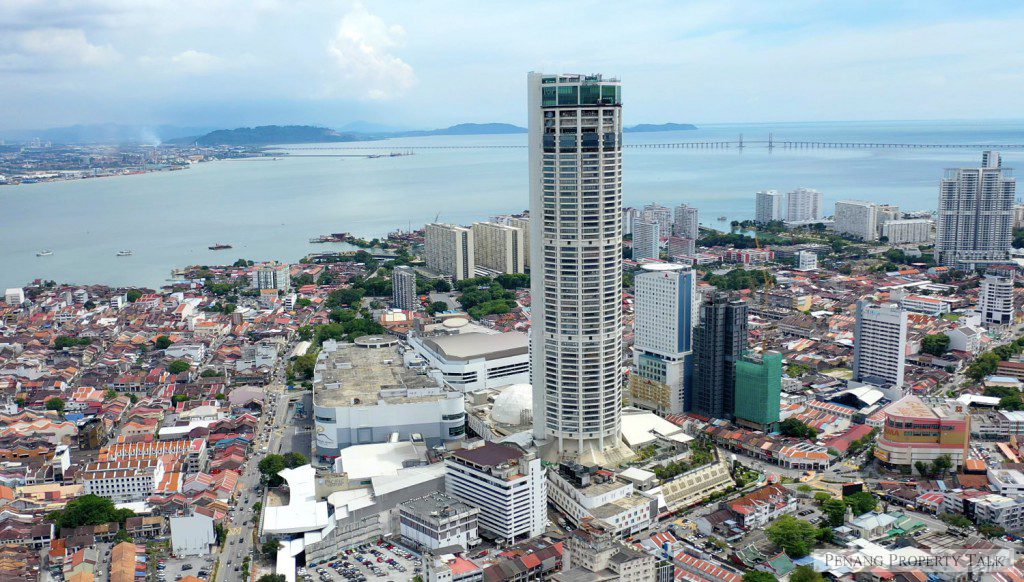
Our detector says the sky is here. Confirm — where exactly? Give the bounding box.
[2,0,1023,131]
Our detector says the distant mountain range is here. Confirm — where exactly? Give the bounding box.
[1,120,698,146]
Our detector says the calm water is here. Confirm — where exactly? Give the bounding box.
[2,120,1022,289]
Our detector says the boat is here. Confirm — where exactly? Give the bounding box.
[717,216,728,221]
[36,250,53,257]
[116,250,133,257]
[209,243,233,250]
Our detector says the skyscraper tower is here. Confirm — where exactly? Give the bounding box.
[631,264,695,415]
[936,151,1016,268]
[528,72,630,465]
[392,265,417,310]
[691,292,748,418]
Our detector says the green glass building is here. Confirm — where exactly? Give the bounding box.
[733,351,783,430]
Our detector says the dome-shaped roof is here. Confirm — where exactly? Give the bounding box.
[443,317,469,329]
[491,383,533,425]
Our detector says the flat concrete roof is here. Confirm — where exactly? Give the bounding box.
[314,342,445,407]
[421,331,528,362]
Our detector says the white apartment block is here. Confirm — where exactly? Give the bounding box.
[875,204,901,226]
[494,215,531,268]
[834,200,878,241]
[622,207,638,236]
[881,219,933,244]
[632,220,660,262]
[755,189,785,223]
[641,203,673,237]
[426,223,475,281]
[472,221,525,275]
[980,275,1015,326]
[666,236,696,259]
[796,250,818,271]
[673,204,699,239]
[398,491,480,551]
[392,266,418,311]
[786,188,823,223]
[82,459,165,503]
[444,442,546,543]
[899,294,951,317]
[852,301,908,390]
[936,151,1016,267]
[547,463,656,538]
[251,262,291,292]
[633,264,694,415]
[5,288,25,306]
[529,72,629,466]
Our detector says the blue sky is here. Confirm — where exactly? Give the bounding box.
[2,0,1022,130]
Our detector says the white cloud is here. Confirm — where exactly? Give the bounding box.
[0,27,120,71]
[170,49,224,74]
[325,2,415,99]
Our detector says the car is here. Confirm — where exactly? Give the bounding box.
[182,564,193,571]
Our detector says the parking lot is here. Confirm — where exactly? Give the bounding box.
[156,555,217,582]
[300,540,422,582]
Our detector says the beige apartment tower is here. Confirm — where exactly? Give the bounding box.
[425,223,475,281]
[472,221,525,275]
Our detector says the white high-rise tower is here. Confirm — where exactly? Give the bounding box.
[936,151,1016,268]
[528,72,630,465]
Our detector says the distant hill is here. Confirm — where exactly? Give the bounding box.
[169,125,368,146]
[390,123,526,137]
[625,123,698,133]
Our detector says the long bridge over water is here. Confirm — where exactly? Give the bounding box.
[276,135,1024,153]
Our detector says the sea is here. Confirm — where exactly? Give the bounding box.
[2,119,1022,289]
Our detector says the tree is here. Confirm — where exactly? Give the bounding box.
[126,289,142,303]
[257,576,287,582]
[105,389,119,400]
[283,452,308,468]
[779,418,819,440]
[821,498,847,527]
[921,334,950,357]
[258,454,306,486]
[743,572,778,582]
[939,513,972,529]
[426,301,449,315]
[327,288,365,308]
[261,539,283,559]
[155,335,173,350]
[168,360,191,374]
[201,369,223,378]
[45,398,65,414]
[47,494,135,531]
[54,336,90,349]
[765,515,820,558]
[113,529,134,543]
[433,279,451,293]
[933,454,952,474]
[790,566,824,582]
[171,394,191,404]
[288,352,317,381]
[844,491,878,515]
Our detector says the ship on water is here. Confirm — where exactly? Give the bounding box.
[36,249,53,257]
[116,250,133,257]
[209,243,233,250]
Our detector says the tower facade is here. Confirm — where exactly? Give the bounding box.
[392,266,417,310]
[691,292,748,418]
[673,204,700,239]
[631,264,695,415]
[755,190,785,223]
[631,220,660,262]
[936,151,1016,268]
[425,223,475,281]
[852,301,908,392]
[528,72,628,465]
